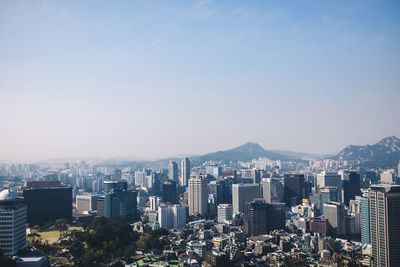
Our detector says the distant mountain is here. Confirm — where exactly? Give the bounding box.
[190,142,294,165]
[269,150,324,160]
[332,136,400,168]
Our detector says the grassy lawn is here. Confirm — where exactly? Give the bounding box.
[32,226,83,244]
[39,230,60,244]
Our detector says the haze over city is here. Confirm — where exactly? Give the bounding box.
[1,0,399,162]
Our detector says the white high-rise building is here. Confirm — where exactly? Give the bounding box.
[317,171,342,202]
[217,204,233,223]
[180,158,191,187]
[158,204,186,230]
[232,184,259,214]
[0,189,27,256]
[188,175,208,216]
[134,170,147,188]
[168,161,179,183]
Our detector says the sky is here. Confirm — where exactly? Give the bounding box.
[0,0,400,162]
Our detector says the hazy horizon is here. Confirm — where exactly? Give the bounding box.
[1,1,399,162]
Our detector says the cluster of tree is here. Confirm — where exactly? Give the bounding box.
[28,217,139,266]
[79,217,139,266]
[136,228,169,252]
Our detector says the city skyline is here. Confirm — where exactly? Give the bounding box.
[1,0,400,161]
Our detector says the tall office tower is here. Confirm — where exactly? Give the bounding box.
[345,214,358,235]
[168,161,179,183]
[158,204,186,230]
[104,181,137,220]
[23,181,72,225]
[261,178,284,203]
[149,196,162,211]
[283,174,305,207]
[317,172,342,203]
[217,204,233,223]
[266,202,286,232]
[343,171,361,205]
[0,189,27,256]
[369,184,400,267]
[162,179,177,204]
[323,202,345,236]
[76,195,98,214]
[360,195,370,245]
[244,199,268,236]
[96,196,105,217]
[208,180,226,205]
[146,174,155,189]
[320,187,338,213]
[188,175,208,216]
[150,172,164,195]
[180,158,191,187]
[134,170,147,188]
[241,169,261,184]
[208,193,217,218]
[232,184,260,214]
[380,170,396,185]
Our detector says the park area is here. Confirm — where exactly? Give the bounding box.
[29,226,83,244]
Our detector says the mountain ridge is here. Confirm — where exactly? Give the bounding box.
[332,136,400,168]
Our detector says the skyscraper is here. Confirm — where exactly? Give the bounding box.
[369,184,400,267]
[23,181,72,225]
[134,170,147,188]
[104,181,137,220]
[158,204,186,230]
[261,178,284,203]
[284,174,304,207]
[232,183,259,214]
[162,179,177,204]
[317,172,342,203]
[180,158,191,187]
[0,189,27,256]
[217,204,233,223]
[244,199,268,236]
[266,202,286,232]
[320,187,338,213]
[168,160,179,183]
[323,201,345,236]
[343,171,361,205]
[360,195,370,245]
[188,175,208,216]
[244,199,286,236]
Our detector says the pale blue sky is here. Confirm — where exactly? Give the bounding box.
[0,0,399,161]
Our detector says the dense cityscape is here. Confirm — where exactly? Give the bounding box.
[1,137,400,267]
[1,1,399,267]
